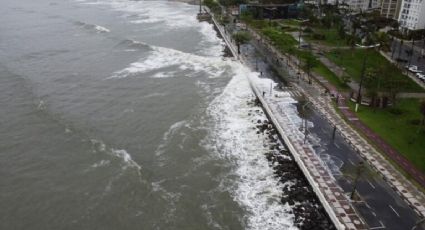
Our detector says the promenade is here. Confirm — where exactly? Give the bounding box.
[209,11,368,230]
[245,26,425,221]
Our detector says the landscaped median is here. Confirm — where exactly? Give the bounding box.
[326,49,425,93]
[247,21,350,91]
[347,98,425,174]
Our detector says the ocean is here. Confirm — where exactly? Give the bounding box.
[0,0,301,229]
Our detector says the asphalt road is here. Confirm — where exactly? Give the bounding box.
[390,39,425,72]
[239,40,425,230]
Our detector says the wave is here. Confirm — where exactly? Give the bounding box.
[108,43,228,79]
[114,39,151,50]
[155,120,188,157]
[90,139,142,171]
[75,0,224,56]
[74,21,110,33]
[203,64,297,230]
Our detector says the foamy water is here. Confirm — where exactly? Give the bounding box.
[203,64,298,230]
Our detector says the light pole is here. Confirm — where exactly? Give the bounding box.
[355,44,380,112]
[301,101,312,144]
[350,161,364,200]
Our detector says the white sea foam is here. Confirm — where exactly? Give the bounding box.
[90,139,141,171]
[94,25,110,33]
[109,44,228,79]
[111,149,141,170]
[155,120,187,157]
[91,159,110,168]
[204,63,297,230]
[151,71,177,79]
[76,0,223,56]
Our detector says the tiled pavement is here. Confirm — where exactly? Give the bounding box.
[210,16,369,229]
[212,12,425,228]
[244,27,425,219]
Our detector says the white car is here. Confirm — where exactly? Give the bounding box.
[408,65,423,73]
[416,73,425,81]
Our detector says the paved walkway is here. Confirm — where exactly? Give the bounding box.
[210,13,369,230]
[245,27,425,219]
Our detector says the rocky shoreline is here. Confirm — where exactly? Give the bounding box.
[248,99,336,230]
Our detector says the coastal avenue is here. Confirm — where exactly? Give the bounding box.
[217,17,425,229]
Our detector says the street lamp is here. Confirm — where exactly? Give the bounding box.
[354,43,380,112]
[301,101,312,144]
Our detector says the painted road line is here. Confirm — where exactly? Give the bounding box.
[348,159,355,166]
[367,180,376,189]
[334,142,341,149]
[372,211,377,217]
[389,205,400,217]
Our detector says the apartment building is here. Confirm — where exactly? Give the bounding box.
[380,0,402,19]
[398,0,425,30]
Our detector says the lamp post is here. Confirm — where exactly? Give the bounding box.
[301,101,312,144]
[355,43,380,112]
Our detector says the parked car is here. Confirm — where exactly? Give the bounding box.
[416,73,425,82]
[407,65,423,73]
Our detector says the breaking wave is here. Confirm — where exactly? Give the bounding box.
[74,21,111,33]
[203,64,297,230]
[108,43,228,79]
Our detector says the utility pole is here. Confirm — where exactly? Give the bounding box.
[302,102,311,144]
[356,56,367,112]
[199,0,202,14]
[350,161,364,200]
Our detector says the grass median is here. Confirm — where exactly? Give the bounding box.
[348,99,425,173]
[326,49,424,93]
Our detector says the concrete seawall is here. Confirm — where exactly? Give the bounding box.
[207,11,351,230]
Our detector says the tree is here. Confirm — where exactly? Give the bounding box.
[364,67,380,108]
[375,32,390,52]
[232,31,251,54]
[303,54,317,84]
[346,33,357,56]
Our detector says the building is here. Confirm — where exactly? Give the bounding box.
[340,0,381,11]
[398,0,425,30]
[240,3,300,19]
[380,0,402,19]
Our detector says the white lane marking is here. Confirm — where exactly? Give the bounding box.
[348,159,355,166]
[370,220,386,230]
[372,211,377,217]
[389,205,400,217]
[367,179,376,189]
[334,143,341,149]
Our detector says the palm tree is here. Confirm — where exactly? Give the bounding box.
[375,32,390,52]
[232,31,251,54]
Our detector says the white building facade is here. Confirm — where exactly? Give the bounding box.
[398,0,425,30]
[338,0,380,11]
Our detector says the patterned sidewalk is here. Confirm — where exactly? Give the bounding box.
[259,89,368,230]
[210,16,369,229]
[245,27,425,219]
